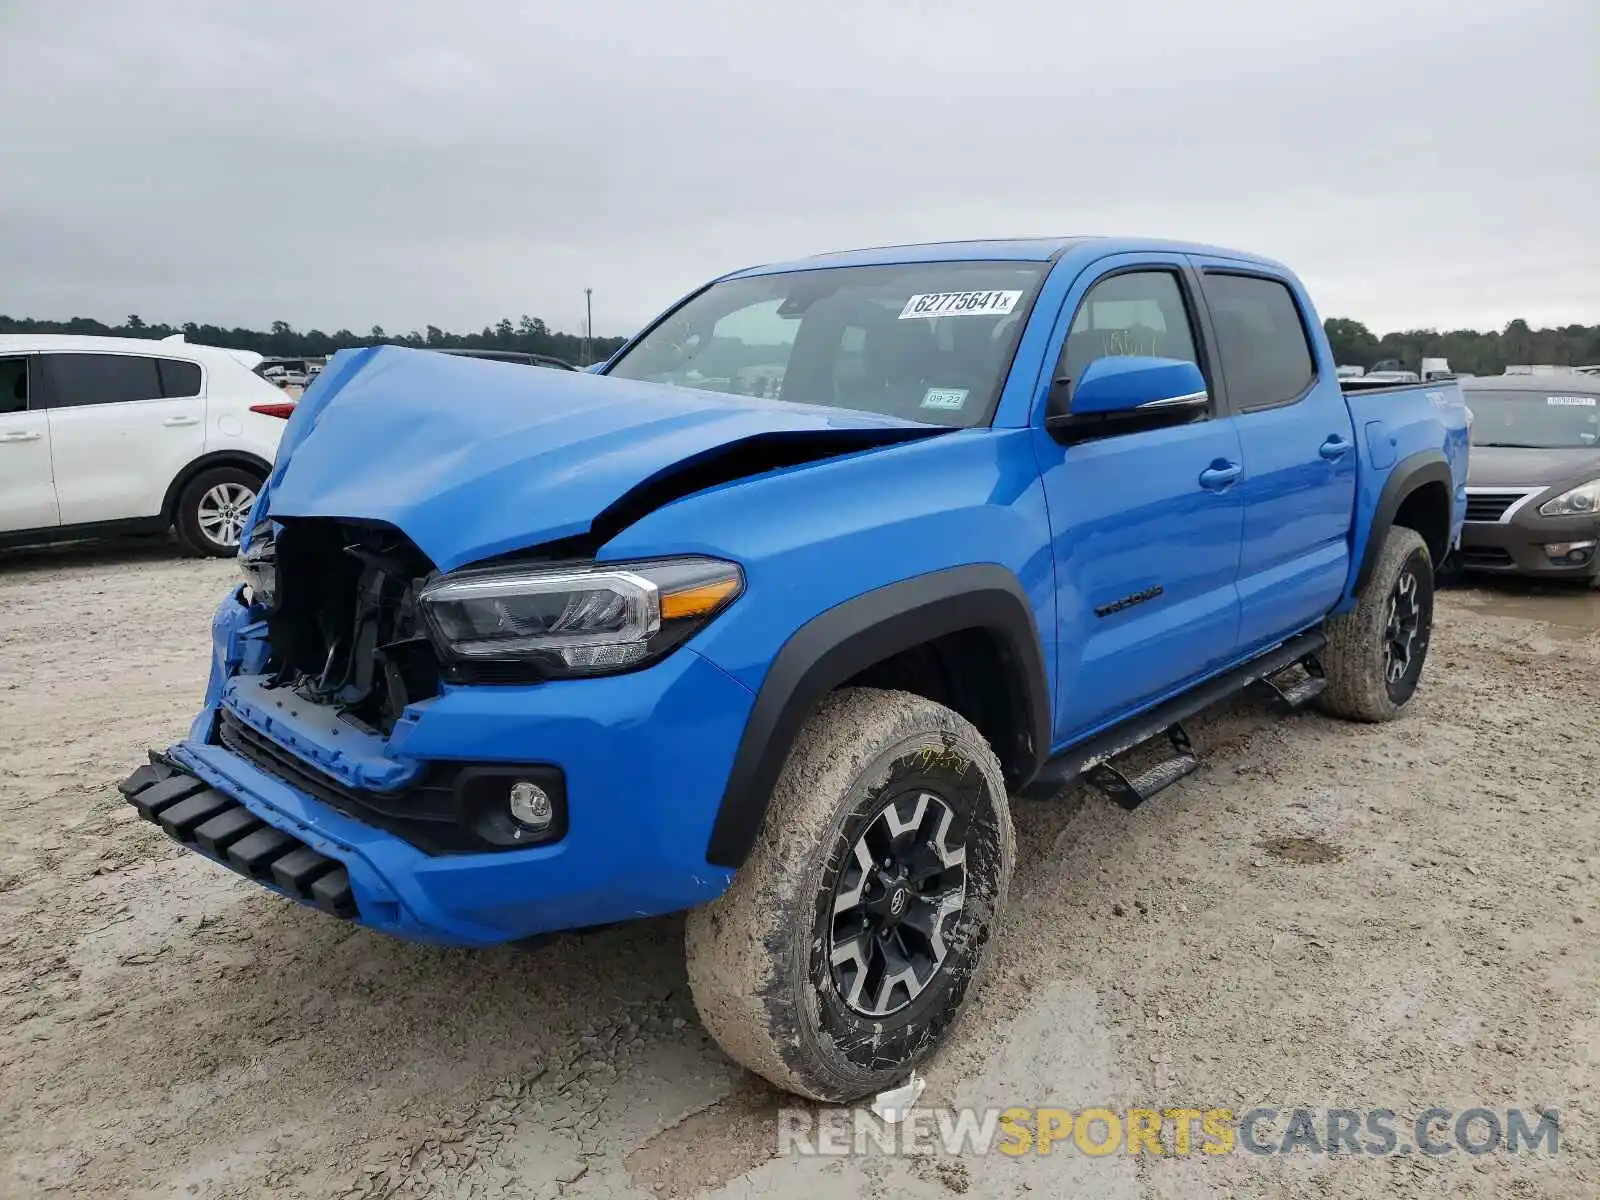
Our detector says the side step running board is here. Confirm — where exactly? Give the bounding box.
[1083,724,1199,810]
[1250,655,1327,712]
[1021,631,1327,806]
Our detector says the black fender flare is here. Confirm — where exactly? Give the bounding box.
[161,451,273,522]
[1353,449,1453,595]
[705,564,1050,868]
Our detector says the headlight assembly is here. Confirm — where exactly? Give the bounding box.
[1539,479,1600,517]
[239,523,277,607]
[418,556,744,678]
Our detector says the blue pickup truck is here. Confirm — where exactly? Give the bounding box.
[120,236,1468,1101]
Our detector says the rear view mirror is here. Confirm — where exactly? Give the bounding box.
[1046,356,1208,443]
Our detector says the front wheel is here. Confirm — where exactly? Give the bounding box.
[176,466,262,557]
[686,688,1014,1102]
[1318,526,1435,722]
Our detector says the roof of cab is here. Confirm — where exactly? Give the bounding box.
[725,235,1289,278]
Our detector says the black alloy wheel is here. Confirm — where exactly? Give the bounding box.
[828,789,968,1019]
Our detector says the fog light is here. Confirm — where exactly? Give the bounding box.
[508,780,554,830]
[1545,540,1596,565]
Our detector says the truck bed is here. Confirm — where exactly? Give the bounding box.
[1340,377,1472,604]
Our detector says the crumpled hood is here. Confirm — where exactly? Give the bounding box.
[263,345,939,571]
[1467,444,1600,488]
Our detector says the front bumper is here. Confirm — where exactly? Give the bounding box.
[1459,509,1600,580]
[121,757,359,916]
[136,597,755,946]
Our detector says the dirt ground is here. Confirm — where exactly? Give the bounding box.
[1,541,1596,1199]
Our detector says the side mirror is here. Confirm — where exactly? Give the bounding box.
[1046,356,1208,443]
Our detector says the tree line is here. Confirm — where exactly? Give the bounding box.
[0,313,628,367]
[1,312,1595,376]
[1322,318,1599,375]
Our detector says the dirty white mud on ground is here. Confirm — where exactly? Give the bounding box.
[1,541,1596,1198]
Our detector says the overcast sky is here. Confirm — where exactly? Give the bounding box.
[2,0,1595,339]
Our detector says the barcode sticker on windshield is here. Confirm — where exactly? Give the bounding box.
[1547,395,1596,406]
[899,290,1022,319]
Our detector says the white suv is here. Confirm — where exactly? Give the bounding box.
[0,335,294,556]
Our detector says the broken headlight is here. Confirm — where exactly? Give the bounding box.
[239,524,277,607]
[418,557,743,677]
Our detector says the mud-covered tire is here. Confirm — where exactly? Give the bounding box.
[175,466,262,557]
[1318,526,1434,722]
[685,688,1014,1102]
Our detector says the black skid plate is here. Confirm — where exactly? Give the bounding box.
[118,754,356,918]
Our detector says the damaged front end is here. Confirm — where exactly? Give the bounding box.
[127,489,758,943]
[202,516,576,856]
[248,517,442,738]
[118,346,940,942]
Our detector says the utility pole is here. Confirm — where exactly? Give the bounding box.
[583,288,593,366]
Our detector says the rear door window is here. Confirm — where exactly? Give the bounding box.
[157,358,203,398]
[40,353,162,408]
[1201,274,1318,410]
[0,356,27,414]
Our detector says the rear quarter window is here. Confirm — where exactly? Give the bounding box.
[157,358,202,398]
[1203,274,1318,410]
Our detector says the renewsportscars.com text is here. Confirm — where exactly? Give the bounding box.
[777,1106,1560,1158]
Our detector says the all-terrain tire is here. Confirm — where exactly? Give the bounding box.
[685,688,1014,1102]
[1318,526,1434,722]
[176,466,262,557]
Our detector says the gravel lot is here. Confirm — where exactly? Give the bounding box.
[1,543,1596,1199]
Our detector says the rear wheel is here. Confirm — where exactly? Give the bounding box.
[176,466,261,557]
[685,688,1014,1102]
[1318,526,1434,722]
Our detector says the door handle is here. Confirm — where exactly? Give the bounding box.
[162,415,200,427]
[1320,435,1352,460]
[1198,460,1242,490]
[0,430,42,442]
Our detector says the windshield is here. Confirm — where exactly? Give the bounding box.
[1468,390,1600,448]
[604,262,1047,427]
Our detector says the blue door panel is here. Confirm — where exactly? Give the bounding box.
[1029,252,1245,745]
[1229,399,1357,647]
[1232,538,1347,653]
[1186,255,1356,652]
[1036,418,1244,743]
